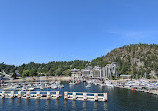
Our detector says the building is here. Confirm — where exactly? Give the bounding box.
[92,66,102,78]
[81,66,93,77]
[102,62,119,79]
[71,68,81,78]
[120,75,132,80]
[81,62,119,79]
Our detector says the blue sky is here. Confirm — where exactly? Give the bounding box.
[0,0,158,65]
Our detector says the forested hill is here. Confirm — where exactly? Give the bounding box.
[91,43,158,78]
[0,60,90,77]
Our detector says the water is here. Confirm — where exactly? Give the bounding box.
[0,82,158,111]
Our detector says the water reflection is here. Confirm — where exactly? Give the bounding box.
[55,99,59,107]
[17,98,21,106]
[9,98,14,106]
[64,100,67,108]
[1,98,5,105]
[46,99,50,106]
[103,102,108,110]
[25,99,30,107]
[94,102,98,109]
[36,99,40,107]
[83,101,87,108]
[72,100,76,108]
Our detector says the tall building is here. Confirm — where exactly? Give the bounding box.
[102,62,119,79]
[81,62,119,79]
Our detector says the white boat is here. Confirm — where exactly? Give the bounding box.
[85,84,91,88]
[51,85,57,89]
[69,82,75,85]
[28,87,34,91]
[22,87,27,91]
[100,83,106,87]
[105,81,114,87]
[58,85,64,88]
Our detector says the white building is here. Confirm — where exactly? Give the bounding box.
[81,62,119,79]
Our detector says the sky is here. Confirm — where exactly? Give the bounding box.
[0,0,158,65]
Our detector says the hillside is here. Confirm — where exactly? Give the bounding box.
[91,43,158,78]
[0,60,90,77]
[1,43,158,79]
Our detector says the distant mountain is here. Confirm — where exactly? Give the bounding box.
[91,43,158,78]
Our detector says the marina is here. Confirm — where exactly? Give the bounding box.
[0,82,158,111]
[0,61,158,110]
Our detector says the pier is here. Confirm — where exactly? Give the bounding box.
[64,92,107,101]
[0,91,61,99]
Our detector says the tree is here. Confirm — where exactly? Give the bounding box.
[54,68,62,76]
[22,70,29,78]
[63,69,71,76]
[11,72,17,79]
[29,69,37,77]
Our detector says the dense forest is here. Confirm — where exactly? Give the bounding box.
[0,60,90,77]
[1,43,158,78]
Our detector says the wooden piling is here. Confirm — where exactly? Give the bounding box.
[10,91,14,98]
[94,93,98,101]
[2,91,5,98]
[56,91,59,98]
[47,91,51,99]
[83,93,87,100]
[18,91,21,98]
[103,93,107,101]
[36,91,40,99]
[26,91,30,98]
[73,92,76,100]
[64,92,68,99]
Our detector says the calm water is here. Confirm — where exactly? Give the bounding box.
[0,82,158,111]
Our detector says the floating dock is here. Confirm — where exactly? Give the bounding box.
[0,91,108,102]
[64,92,107,101]
[0,91,61,99]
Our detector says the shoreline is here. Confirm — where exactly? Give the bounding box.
[5,76,71,83]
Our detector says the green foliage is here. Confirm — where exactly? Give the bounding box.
[22,70,30,78]
[29,69,38,77]
[54,68,62,76]
[0,60,89,77]
[63,69,71,76]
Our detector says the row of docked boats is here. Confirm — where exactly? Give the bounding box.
[1,81,64,91]
[115,80,158,90]
[85,79,114,88]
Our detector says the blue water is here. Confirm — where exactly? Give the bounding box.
[0,82,158,111]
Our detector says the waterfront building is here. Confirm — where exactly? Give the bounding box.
[92,66,102,78]
[120,75,132,80]
[81,66,93,77]
[71,68,81,78]
[81,62,119,79]
[102,62,119,79]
